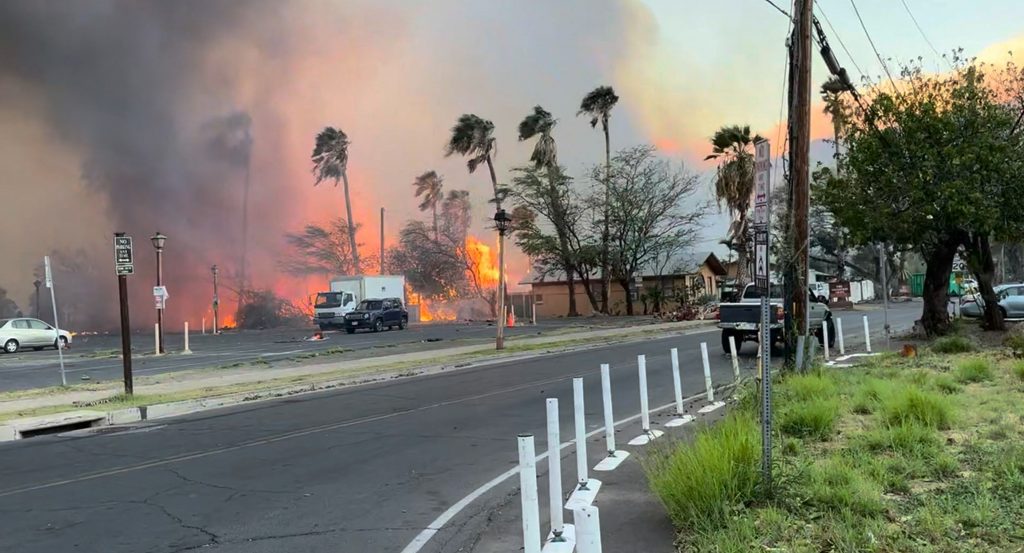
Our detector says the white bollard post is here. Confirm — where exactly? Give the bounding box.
[154,323,161,356]
[573,378,589,490]
[183,321,192,354]
[518,434,542,553]
[574,505,603,553]
[532,302,537,325]
[954,299,961,319]
[822,320,830,361]
[729,335,740,381]
[202,317,206,335]
[701,343,713,402]
[670,348,683,415]
[600,364,615,454]
[545,399,565,541]
[637,355,650,433]
[863,315,872,353]
[836,317,845,356]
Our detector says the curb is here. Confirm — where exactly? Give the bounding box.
[0,322,717,443]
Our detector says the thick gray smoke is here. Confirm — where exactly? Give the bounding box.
[0,1,265,328]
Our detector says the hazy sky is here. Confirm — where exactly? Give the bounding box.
[1,0,1021,322]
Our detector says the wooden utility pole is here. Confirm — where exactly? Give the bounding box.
[790,0,813,349]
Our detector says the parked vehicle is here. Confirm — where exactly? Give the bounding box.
[0,318,73,353]
[314,275,406,330]
[342,298,408,334]
[961,283,1024,319]
[718,283,833,353]
[809,281,829,304]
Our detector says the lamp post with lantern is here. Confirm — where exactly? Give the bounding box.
[151,232,167,353]
[493,208,512,350]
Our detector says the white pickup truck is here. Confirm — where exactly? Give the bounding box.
[717,283,833,353]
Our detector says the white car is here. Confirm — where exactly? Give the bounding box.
[0,318,72,353]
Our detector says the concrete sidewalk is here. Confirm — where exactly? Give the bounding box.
[0,320,714,430]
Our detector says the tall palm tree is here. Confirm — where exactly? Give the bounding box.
[413,170,444,241]
[821,76,848,174]
[519,106,579,317]
[578,86,619,314]
[311,126,360,272]
[445,114,501,207]
[705,124,763,287]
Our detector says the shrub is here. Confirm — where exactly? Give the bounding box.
[880,387,953,429]
[931,335,976,354]
[779,399,841,440]
[645,413,760,533]
[1003,325,1024,353]
[954,358,994,383]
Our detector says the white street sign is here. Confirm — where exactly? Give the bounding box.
[44,256,53,289]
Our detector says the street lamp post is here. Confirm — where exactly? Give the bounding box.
[33,279,41,318]
[493,208,512,350]
[211,264,219,334]
[151,232,167,353]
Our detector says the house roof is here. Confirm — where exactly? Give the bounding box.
[520,252,726,285]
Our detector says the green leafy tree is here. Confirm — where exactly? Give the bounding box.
[311,127,360,271]
[413,170,444,241]
[705,125,763,287]
[819,59,1024,334]
[579,85,619,314]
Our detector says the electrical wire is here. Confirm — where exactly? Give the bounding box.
[814,0,865,81]
[762,0,791,19]
[899,0,951,70]
[849,0,897,89]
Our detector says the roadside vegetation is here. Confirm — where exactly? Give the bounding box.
[644,345,1024,552]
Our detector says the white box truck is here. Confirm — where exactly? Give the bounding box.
[314,275,406,330]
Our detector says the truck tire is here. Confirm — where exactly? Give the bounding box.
[721,330,737,355]
[346,328,356,334]
[398,317,407,330]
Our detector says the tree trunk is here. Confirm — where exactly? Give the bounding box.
[600,124,611,314]
[565,265,579,317]
[575,268,601,313]
[240,161,251,293]
[735,243,748,287]
[920,237,959,336]
[965,233,1004,331]
[341,170,361,272]
[620,278,634,315]
[485,155,501,209]
[432,203,438,242]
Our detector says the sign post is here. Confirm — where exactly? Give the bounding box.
[114,233,134,395]
[753,140,772,491]
[44,256,66,386]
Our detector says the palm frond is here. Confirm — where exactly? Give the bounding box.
[311,126,349,186]
[578,86,619,130]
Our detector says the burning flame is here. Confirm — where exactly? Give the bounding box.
[220,313,237,329]
[419,299,457,322]
[466,236,499,289]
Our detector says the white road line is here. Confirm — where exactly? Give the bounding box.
[399,392,711,553]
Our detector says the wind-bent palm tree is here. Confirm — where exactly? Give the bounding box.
[519,106,580,317]
[445,114,501,208]
[578,86,619,314]
[413,171,444,241]
[311,126,360,272]
[705,125,763,287]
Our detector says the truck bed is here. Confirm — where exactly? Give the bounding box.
[718,301,782,329]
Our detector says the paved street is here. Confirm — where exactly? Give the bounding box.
[0,304,918,553]
[0,318,654,392]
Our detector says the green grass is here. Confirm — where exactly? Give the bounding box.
[644,413,760,533]
[806,458,884,516]
[931,335,976,354]
[781,372,836,401]
[932,373,962,394]
[779,398,840,440]
[954,358,994,383]
[879,386,953,429]
[1012,361,1024,382]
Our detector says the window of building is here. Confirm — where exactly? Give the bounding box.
[534,294,544,305]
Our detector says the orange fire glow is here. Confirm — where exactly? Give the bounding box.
[219,313,237,329]
[418,299,457,322]
[466,236,499,288]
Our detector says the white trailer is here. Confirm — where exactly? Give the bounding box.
[314,275,405,329]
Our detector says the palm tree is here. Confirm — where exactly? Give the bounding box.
[578,86,619,314]
[821,76,848,174]
[705,124,763,287]
[444,114,501,207]
[519,106,579,317]
[413,171,444,241]
[311,126,360,271]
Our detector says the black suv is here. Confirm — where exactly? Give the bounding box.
[342,298,408,334]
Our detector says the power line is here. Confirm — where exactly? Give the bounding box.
[849,0,897,89]
[814,0,865,81]
[899,0,951,70]
[762,0,791,19]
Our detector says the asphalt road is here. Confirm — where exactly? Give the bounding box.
[0,318,647,392]
[0,304,919,553]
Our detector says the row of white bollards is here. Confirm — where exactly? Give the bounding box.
[520,340,729,552]
[153,321,197,356]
